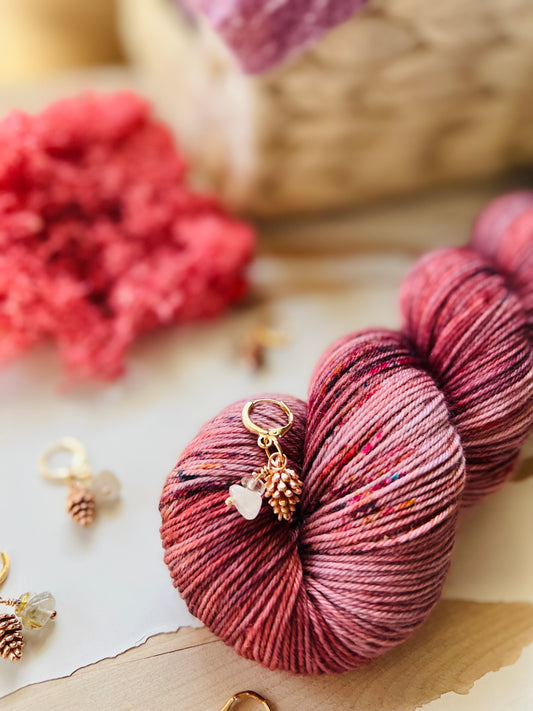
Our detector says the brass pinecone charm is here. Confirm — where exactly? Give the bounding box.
[0,613,24,662]
[264,461,303,521]
[66,482,96,527]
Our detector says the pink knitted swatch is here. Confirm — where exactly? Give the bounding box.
[184,0,368,73]
[0,92,255,381]
[161,193,533,674]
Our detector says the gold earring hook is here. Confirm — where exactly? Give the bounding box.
[0,552,10,586]
[220,691,272,711]
[242,399,294,440]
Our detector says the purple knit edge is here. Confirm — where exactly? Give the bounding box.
[182,0,368,74]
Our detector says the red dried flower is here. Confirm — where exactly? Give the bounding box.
[0,92,255,381]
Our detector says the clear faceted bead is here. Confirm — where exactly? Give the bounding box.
[92,470,121,505]
[19,592,56,630]
[240,476,265,495]
[229,484,263,520]
[14,593,31,617]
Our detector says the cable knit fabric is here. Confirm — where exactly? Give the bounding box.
[160,193,533,674]
[185,0,368,73]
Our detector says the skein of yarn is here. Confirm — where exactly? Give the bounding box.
[183,0,368,73]
[160,192,533,675]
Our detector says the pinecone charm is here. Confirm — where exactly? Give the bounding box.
[0,613,24,662]
[264,460,303,521]
[66,482,96,527]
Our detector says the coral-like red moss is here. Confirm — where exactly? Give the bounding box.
[0,92,255,380]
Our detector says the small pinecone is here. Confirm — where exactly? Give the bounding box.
[265,465,303,521]
[0,613,24,662]
[66,483,96,527]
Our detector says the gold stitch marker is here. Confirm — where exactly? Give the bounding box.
[220,690,272,710]
[0,553,9,587]
[0,554,57,662]
[40,437,121,527]
[225,399,303,522]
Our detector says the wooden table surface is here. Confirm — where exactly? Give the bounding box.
[3,596,533,711]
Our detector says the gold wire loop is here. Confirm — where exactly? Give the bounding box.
[0,552,9,586]
[220,690,272,711]
[242,399,294,440]
[268,450,287,469]
[39,437,91,483]
[257,437,287,468]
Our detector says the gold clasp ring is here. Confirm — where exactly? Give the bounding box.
[220,691,272,711]
[0,552,9,586]
[242,399,294,440]
[39,437,91,483]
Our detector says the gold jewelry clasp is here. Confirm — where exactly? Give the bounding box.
[241,399,294,440]
[227,398,302,521]
[0,552,9,586]
[39,437,91,483]
[220,691,272,711]
[242,399,293,467]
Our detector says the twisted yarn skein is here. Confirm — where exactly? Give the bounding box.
[184,1,368,73]
[160,193,533,674]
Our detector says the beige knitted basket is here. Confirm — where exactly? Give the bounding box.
[119,0,533,216]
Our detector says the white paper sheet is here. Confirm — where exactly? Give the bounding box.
[443,478,533,603]
[0,252,406,696]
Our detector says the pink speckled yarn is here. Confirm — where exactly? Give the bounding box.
[184,0,368,73]
[160,194,533,674]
